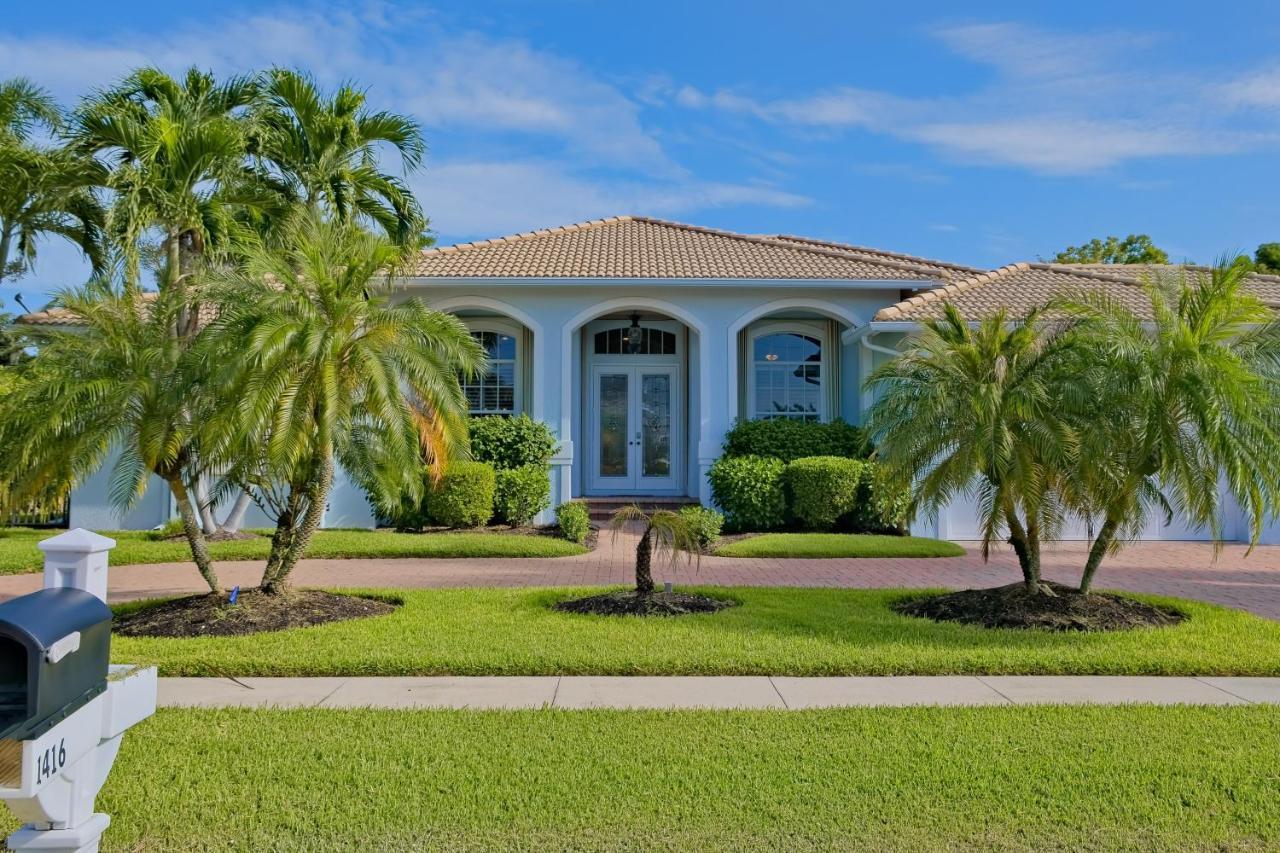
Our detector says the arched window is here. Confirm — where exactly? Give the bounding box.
[593,327,677,355]
[751,330,822,420]
[463,329,518,415]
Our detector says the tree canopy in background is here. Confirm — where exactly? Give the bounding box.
[1254,243,1280,275]
[1052,234,1169,265]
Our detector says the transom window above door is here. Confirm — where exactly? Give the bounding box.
[752,331,822,421]
[463,329,517,415]
[593,326,677,355]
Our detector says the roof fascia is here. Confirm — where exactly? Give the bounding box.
[399,276,941,290]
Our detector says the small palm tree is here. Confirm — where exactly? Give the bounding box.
[609,505,701,594]
[0,283,223,592]
[1056,259,1280,592]
[202,209,483,594]
[0,78,105,286]
[865,304,1081,592]
[251,69,426,247]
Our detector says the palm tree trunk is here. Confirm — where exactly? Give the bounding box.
[1079,514,1121,594]
[219,490,253,534]
[1003,508,1038,589]
[635,525,655,593]
[0,223,13,286]
[262,455,333,595]
[166,476,221,594]
[194,476,218,534]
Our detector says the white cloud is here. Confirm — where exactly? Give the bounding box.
[672,21,1279,174]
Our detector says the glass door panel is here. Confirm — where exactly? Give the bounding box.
[640,373,671,478]
[598,372,629,479]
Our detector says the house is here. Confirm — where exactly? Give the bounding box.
[23,215,1280,542]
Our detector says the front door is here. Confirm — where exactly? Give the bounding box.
[589,364,680,493]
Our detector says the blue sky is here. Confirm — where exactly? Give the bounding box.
[4,0,1280,308]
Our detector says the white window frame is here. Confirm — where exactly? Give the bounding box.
[747,320,828,422]
[461,318,523,416]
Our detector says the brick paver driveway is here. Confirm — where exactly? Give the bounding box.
[3,529,1280,619]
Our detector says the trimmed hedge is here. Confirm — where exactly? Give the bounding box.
[677,505,724,551]
[785,456,863,531]
[722,418,869,462]
[708,455,787,532]
[557,501,591,544]
[846,462,911,535]
[468,414,557,470]
[494,465,552,527]
[427,461,496,528]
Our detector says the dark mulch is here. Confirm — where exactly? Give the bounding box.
[554,590,737,617]
[894,581,1186,632]
[113,589,398,638]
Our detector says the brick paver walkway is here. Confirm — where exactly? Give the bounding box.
[3,529,1280,619]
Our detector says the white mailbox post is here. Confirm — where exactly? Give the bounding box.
[0,529,157,853]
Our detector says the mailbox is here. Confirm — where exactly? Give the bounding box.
[0,588,112,742]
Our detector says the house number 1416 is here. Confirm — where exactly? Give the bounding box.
[35,739,67,784]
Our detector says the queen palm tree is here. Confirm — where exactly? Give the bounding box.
[250,69,426,248]
[202,210,482,594]
[1057,260,1280,592]
[0,78,105,286]
[0,283,223,592]
[864,304,1081,592]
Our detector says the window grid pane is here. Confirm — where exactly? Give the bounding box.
[752,332,822,421]
[462,330,518,415]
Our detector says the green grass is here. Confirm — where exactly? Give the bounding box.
[3,706,1278,850]
[113,586,1280,676]
[716,532,966,558]
[0,527,586,575]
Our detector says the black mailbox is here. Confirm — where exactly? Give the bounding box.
[0,588,112,741]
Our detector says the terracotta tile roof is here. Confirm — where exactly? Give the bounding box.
[16,293,219,328]
[407,216,950,281]
[874,263,1280,322]
[769,234,984,277]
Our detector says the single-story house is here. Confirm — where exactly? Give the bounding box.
[21,215,1280,542]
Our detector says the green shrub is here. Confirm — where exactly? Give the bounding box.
[468,414,558,470]
[722,418,869,462]
[494,465,552,527]
[557,501,591,544]
[427,461,495,528]
[708,455,787,532]
[677,505,724,551]
[844,462,912,534]
[785,456,864,531]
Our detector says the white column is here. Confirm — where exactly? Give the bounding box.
[37,529,116,604]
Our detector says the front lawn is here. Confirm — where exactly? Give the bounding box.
[3,706,1276,850]
[0,527,586,575]
[113,586,1280,676]
[716,532,965,558]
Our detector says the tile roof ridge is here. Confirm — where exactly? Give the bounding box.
[419,216,637,256]
[417,215,950,280]
[874,262,1030,321]
[771,234,984,274]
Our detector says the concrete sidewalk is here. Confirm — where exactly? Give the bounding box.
[158,675,1280,710]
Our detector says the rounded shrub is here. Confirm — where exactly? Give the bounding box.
[494,464,552,527]
[708,455,787,532]
[844,462,912,534]
[427,461,496,528]
[677,504,724,551]
[785,456,865,531]
[556,501,591,544]
[722,418,869,462]
[468,414,558,470]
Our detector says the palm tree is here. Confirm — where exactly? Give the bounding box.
[202,210,482,594]
[0,78,105,286]
[72,67,260,319]
[250,69,426,247]
[0,283,223,592]
[1056,260,1280,593]
[609,505,701,593]
[864,304,1080,592]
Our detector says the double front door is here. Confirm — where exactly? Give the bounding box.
[589,364,680,494]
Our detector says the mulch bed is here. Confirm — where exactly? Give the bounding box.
[113,588,398,638]
[894,581,1186,632]
[554,590,737,617]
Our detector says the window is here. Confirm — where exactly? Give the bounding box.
[593,327,677,355]
[463,330,517,415]
[752,331,822,420]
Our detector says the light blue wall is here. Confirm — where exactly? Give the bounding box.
[68,446,171,530]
